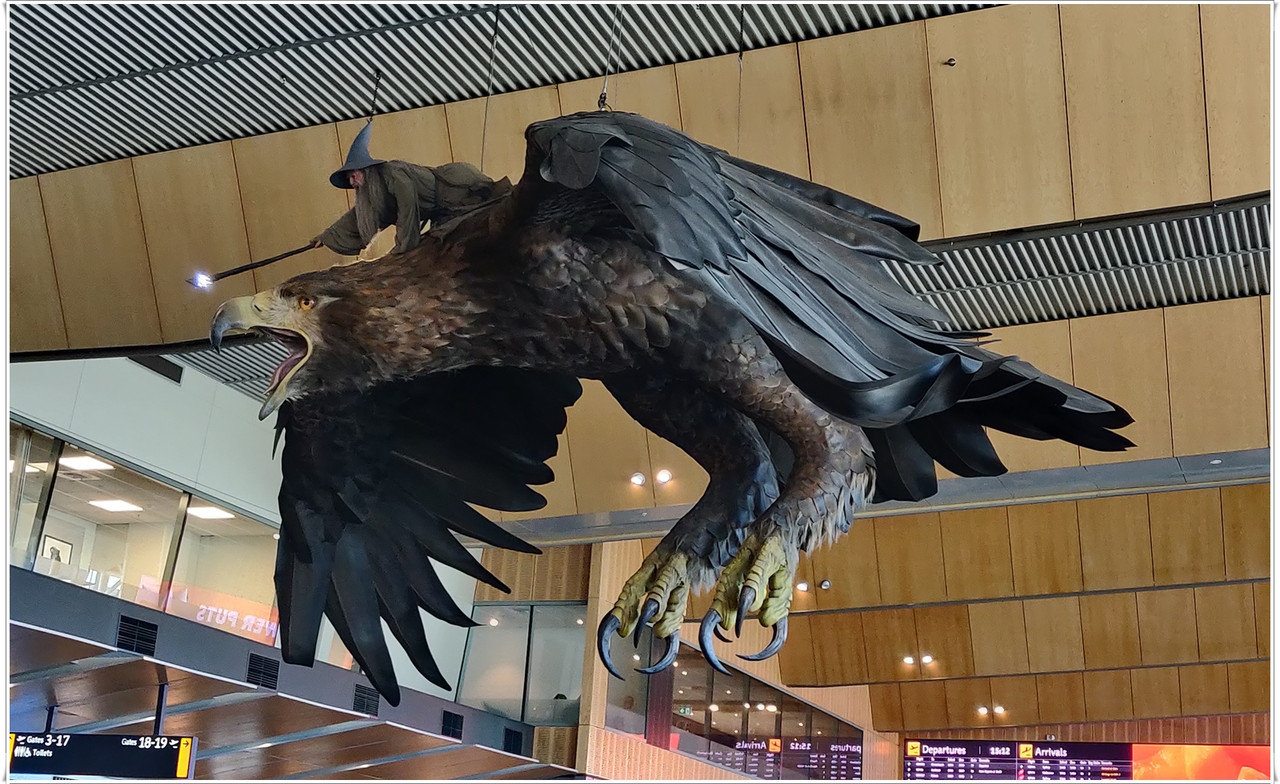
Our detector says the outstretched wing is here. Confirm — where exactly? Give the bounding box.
[274,366,581,705]
[518,111,1132,501]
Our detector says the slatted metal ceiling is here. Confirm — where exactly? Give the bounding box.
[167,195,1271,400]
[9,2,986,178]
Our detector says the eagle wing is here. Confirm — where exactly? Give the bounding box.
[517,111,1132,501]
[274,366,581,705]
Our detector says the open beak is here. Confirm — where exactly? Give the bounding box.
[210,294,312,421]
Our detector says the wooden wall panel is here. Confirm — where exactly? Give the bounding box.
[1227,660,1269,714]
[1070,310,1174,464]
[968,601,1029,676]
[1130,667,1180,719]
[231,126,348,290]
[990,675,1039,727]
[558,66,682,128]
[1146,488,1225,584]
[939,507,1013,600]
[798,23,943,239]
[1252,582,1269,657]
[1178,664,1229,716]
[564,380,655,514]
[1200,4,1271,199]
[1220,483,1268,580]
[1060,4,1209,218]
[1262,294,1271,421]
[1076,495,1154,591]
[9,176,68,351]
[532,726,578,769]
[811,612,868,685]
[873,514,946,604]
[868,684,904,732]
[778,614,818,686]
[984,321,1080,471]
[1008,501,1083,595]
[925,4,1073,236]
[1036,673,1086,724]
[913,605,974,680]
[503,432,577,521]
[811,519,880,609]
[444,86,563,184]
[944,679,992,729]
[39,160,162,347]
[474,548,537,602]
[132,143,257,343]
[531,544,591,601]
[861,609,921,683]
[1023,597,1085,673]
[1079,593,1141,669]
[1083,670,1134,721]
[1193,583,1258,661]
[1164,298,1268,455]
[899,680,948,731]
[1136,588,1198,665]
[645,432,708,507]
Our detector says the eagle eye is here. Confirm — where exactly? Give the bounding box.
[298,295,316,311]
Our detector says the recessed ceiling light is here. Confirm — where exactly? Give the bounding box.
[977,706,989,716]
[993,705,1005,714]
[188,506,234,519]
[796,581,810,592]
[632,654,641,661]
[488,618,499,627]
[576,618,584,625]
[60,456,114,471]
[798,722,804,728]
[819,579,832,590]
[681,671,688,676]
[743,702,750,709]
[272,533,280,540]
[1209,458,1223,465]
[630,472,646,486]
[725,689,732,695]
[709,704,719,712]
[903,656,915,665]
[756,703,765,711]
[766,704,777,712]
[921,654,934,664]
[90,499,142,512]
[678,690,684,695]
[655,469,673,484]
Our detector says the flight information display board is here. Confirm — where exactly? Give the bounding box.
[904,739,1271,780]
[701,735,863,779]
[9,733,197,780]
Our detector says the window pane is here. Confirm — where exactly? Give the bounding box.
[670,643,710,758]
[166,497,279,645]
[457,605,531,721]
[744,681,784,778]
[9,424,58,567]
[779,694,813,779]
[604,626,650,739]
[706,665,749,770]
[39,446,181,608]
[524,605,586,726]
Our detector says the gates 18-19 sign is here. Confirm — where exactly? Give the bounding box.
[9,733,197,780]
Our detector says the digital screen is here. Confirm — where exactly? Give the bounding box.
[9,734,197,780]
[700,735,863,779]
[903,739,1270,780]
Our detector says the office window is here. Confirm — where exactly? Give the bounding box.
[457,605,532,721]
[523,604,586,726]
[9,424,58,567]
[603,626,651,739]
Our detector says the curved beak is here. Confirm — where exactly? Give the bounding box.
[210,295,262,352]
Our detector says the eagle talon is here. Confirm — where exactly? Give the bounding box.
[738,616,788,662]
[636,631,680,674]
[634,597,660,647]
[735,586,756,638]
[597,613,625,680]
[698,609,732,675]
[714,626,732,644]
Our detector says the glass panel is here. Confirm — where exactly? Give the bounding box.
[524,605,586,726]
[603,626,650,739]
[779,694,813,779]
[457,605,532,722]
[39,446,181,607]
[166,496,280,645]
[706,663,750,770]
[9,424,58,567]
[670,644,710,758]
[744,681,784,778]
[833,720,865,780]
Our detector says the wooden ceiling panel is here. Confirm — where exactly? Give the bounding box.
[1007,500,1083,595]
[1227,660,1269,714]
[1078,593,1140,669]
[646,431,708,507]
[1146,488,1225,585]
[811,612,868,685]
[1252,582,1269,657]
[1136,588,1198,666]
[861,608,921,682]
[1076,495,1154,591]
[565,380,655,515]
[9,176,69,351]
[913,605,974,680]
[873,513,946,605]
[1220,483,1269,580]
[1193,583,1258,661]
[1130,666,1181,719]
[899,680,948,731]
[1200,3,1272,199]
[1035,673,1086,724]
[983,321,1081,472]
[868,683,904,732]
[777,614,817,685]
[938,507,1013,600]
[943,678,993,729]
[1178,663,1229,716]
[502,432,577,521]
[444,86,563,184]
[1023,596,1084,672]
[558,66,683,130]
[810,519,881,609]
[989,675,1039,727]
[967,601,1029,676]
[1083,670,1134,721]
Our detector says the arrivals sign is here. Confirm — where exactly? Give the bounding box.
[8,734,197,780]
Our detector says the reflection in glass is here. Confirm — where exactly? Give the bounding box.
[9,424,58,567]
[669,648,711,758]
[524,605,586,725]
[706,662,749,769]
[38,446,181,608]
[604,625,650,738]
[457,605,532,721]
[167,496,279,645]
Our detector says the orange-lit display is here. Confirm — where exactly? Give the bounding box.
[1132,744,1270,780]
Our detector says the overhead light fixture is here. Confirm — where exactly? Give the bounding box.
[655,469,673,484]
[629,472,646,486]
[756,703,765,711]
[708,704,719,712]
[681,670,688,676]
[632,654,641,662]
[993,705,1005,715]
[903,656,915,665]
[272,533,280,540]
[576,618,584,625]
[743,702,751,709]
[819,579,832,590]
[90,499,142,512]
[798,722,804,728]
[725,689,732,695]
[977,706,989,716]
[488,618,499,627]
[796,581,810,592]
[1209,458,1223,465]
[921,654,934,664]
[678,689,684,695]
[188,506,234,519]
[60,456,113,471]
[766,704,777,712]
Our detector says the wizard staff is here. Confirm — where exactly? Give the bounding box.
[189,243,317,289]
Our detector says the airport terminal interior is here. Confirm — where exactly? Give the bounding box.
[7,3,1273,780]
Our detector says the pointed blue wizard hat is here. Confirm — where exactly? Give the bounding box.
[329,121,386,188]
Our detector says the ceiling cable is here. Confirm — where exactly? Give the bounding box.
[366,68,383,123]
[598,4,623,111]
[735,3,746,155]
[479,4,503,172]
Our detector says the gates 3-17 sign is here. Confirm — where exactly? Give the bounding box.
[9,734,197,780]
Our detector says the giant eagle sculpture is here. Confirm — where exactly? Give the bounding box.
[211,111,1133,705]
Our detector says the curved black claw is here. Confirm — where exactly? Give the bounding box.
[698,610,731,675]
[637,631,680,675]
[735,586,757,638]
[714,626,732,643]
[634,598,660,647]
[597,614,625,680]
[738,617,789,662]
